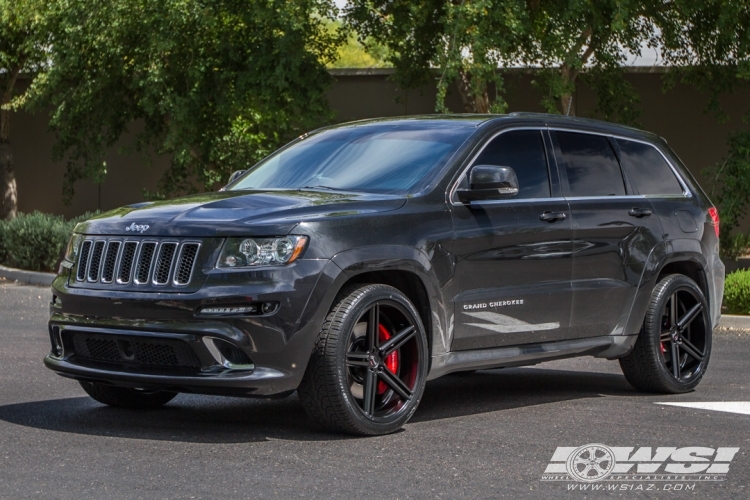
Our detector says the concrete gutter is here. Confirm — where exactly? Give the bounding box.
[0,265,55,286]
[718,315,750,330]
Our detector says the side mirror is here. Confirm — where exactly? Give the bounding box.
[456,165,519,203]
[227,170,246,185]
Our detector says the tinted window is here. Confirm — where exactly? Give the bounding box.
[616,139,683,195]
[556,132,626,197]
[230,124,474,195]
[470,130,550,199]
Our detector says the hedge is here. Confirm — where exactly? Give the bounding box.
[723,269,750,315]
[0,211,98,273]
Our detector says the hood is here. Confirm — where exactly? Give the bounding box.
[75,190,407,237]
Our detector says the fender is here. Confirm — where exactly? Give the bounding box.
[623,238,708,337]
[329,245,453,359]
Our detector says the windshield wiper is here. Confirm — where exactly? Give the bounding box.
[299,185,366,193]
[300,185,338,190]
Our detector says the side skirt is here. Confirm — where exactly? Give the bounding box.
[427,335,637,380]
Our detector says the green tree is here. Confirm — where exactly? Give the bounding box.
[522,0,662,122]
[345,1,670,123]
[0,0,48,220]
[20,0,344,201]
[327,20,390,68]
[345,0,524,113]
[660,1,750,241]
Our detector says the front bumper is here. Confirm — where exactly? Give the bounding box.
[45,259,340,396]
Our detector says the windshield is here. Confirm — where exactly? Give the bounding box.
[228,123,475,194]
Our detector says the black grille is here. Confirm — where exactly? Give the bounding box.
[174,243,199,285]
[87,241,105,281]
[117,242,138,283]
[75,238,201,288]
[135,242,157,284]
[76,240,92,281]
[101,241,121,283]
[153,243,177,285]
[214,339,253,365]
[68,331,201,370]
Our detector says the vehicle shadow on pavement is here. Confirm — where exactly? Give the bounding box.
[0,367,636,443]
[413,366,635,423]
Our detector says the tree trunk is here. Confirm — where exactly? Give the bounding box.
[559,63,576,117]
[560,92,575,117]
[0,103,17,221]
[1,66,20,221]
[457,69,491,113]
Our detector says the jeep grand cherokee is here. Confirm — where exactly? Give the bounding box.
[44,114,724,435]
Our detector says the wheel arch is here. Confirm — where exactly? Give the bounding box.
[625,243,710,337]
[337,269,433,349]
[327,245,453,362]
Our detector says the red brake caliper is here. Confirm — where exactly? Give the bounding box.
[377,324,400,394]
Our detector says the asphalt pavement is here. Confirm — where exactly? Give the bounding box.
[1,279,748,499]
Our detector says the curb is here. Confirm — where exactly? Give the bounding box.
[0,264,55,286]
[718,315,750,330]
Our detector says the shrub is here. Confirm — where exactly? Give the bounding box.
[723,269,750,315]
[0,211,99,273]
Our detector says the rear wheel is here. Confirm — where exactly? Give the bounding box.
[79,381,177,409]
[298,284,428,435]
[619,274,712,393]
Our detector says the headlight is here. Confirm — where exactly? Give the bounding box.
[63,233,82,263]
[217,236,308,268]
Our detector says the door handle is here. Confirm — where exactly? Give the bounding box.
[628,207,652,218]
[539,211,567,222]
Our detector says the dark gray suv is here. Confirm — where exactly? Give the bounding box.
[45,113,724,435]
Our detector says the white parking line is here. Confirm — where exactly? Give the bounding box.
[656,402,750,415]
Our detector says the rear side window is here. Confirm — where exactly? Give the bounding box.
[471,130,550,199]
[555,132,626,197]
[616,139,684,195]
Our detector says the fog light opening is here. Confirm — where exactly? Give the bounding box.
[202,337,254,371]
[261,302,278,314]
[50,326,63,358]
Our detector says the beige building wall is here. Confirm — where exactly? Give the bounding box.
[8,70,750,220]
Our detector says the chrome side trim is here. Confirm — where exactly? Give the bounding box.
[468,196,566,207]
[564,195,646,201]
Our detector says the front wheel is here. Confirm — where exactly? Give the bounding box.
[619,274,712,393]
[298,284,429,435]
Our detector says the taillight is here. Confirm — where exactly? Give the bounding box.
[708,207,720,238]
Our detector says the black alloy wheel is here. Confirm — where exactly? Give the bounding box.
[298,284,428,435]
[620,274,712,393]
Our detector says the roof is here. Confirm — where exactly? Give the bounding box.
[325,113,659,142]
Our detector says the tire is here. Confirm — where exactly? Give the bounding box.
[79,381,177,409]
[298,284,429,435]
[619,274,712,393]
